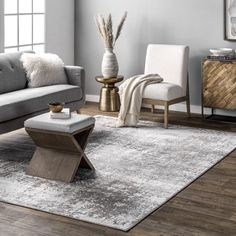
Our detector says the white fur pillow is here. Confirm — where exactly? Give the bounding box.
[21,53,68,88]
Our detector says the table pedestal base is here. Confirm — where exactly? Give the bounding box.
[99,86,120,112]
[96,75,124,112]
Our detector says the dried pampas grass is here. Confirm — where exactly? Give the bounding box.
[95,12,127,49]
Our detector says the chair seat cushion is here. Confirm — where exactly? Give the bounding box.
[143,82,185,101]
[0,84,82,123]
[25,113,95,133]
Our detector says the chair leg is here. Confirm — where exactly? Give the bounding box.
[186,75,191,118]
[186,99,191,118]
[151,105,155,113]
[164,103,169,129]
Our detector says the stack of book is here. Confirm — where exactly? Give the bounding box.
[50,108,71,119]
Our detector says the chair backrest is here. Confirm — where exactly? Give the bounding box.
[144,44,189,94]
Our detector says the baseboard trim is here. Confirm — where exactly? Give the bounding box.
[86,94,100,103]
[85,94,211,115]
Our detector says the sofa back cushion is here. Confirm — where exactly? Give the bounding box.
[0,51,34,94]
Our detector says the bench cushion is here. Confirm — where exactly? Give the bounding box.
[0,84,82,123]
[25,113,95,133]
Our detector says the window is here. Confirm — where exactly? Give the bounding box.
[4,0,45,53]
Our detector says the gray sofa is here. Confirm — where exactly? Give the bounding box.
[0,51,85,134]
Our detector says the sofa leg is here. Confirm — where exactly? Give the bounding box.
[76,109,81,114]
[151,105,155,113]
[164,103,169,129]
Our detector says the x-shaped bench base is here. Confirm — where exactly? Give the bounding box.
[25,124,95,182]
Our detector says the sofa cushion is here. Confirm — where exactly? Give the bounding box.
[0,84,82,123]
[0,51,32,94]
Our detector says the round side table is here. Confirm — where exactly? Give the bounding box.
[95,75,124,112]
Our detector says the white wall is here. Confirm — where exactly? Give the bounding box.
[75,0,236,115]
[0,0,75,65]
[45,0,75,65]
[0,0,4,52]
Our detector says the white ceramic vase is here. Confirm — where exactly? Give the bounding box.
[101,48,119,78]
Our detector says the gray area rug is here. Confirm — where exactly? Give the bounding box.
[0,115,235,231]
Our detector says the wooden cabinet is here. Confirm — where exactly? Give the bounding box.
[202,59,236,115]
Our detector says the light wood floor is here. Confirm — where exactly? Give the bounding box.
[0,102,235,236]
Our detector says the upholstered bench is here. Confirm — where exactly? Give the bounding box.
[24,113,95,182]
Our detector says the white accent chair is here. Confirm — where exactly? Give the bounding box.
[142,44,190,128]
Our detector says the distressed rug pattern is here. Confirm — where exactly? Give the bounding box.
[0,116,235,231]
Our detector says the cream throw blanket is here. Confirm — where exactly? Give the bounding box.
[116,74,163,127]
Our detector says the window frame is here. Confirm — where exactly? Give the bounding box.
[4,0,45,52]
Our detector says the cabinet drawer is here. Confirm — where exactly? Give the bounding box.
[202,60,236,110]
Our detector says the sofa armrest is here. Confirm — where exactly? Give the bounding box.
[64,66,85,89]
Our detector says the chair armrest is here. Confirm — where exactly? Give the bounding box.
[64,66,85,89]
